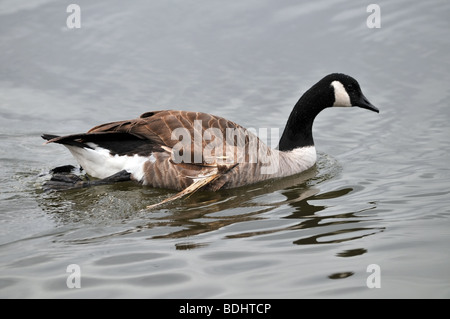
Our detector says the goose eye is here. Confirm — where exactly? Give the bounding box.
[346,84,354,90]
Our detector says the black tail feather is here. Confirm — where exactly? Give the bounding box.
[42,132,160,156]
[41,134,59,141]
[42,133,94,149]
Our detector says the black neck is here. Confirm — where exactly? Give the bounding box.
[278,86,332,151]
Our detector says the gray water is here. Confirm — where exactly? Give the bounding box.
[1,0,450,298]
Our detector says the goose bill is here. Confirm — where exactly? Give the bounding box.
[357,93,379,113]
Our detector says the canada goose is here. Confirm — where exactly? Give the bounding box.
[42,73,379,208]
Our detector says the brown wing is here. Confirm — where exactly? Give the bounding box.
[88,110,259,166]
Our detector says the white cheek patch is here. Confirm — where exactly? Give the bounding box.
[331,81,352,107]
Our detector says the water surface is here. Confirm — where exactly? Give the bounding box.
[1,0,450,298]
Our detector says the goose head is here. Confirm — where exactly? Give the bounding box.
[278,73,379,151]
[327,73,379,113]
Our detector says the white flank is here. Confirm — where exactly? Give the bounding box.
[288,146,317,171]
[65,143,151,182]
[331,81,351,107]
[267,146,317,177]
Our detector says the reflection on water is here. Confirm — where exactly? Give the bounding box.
[336,248,367,258]
[36,153,382,248]
[328,272,354,280]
